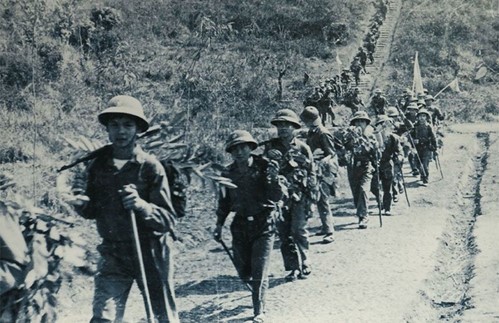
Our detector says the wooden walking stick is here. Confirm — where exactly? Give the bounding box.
[374,152,383,228]
[129,209,155,323]
[219,239,253,292]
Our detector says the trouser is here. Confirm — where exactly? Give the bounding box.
[231,216,275,316]
[347,162,373,219]
[277,199,310,272]
[90,236,178,323]
[371,166,394,212]
[392,160,404,198]
[317,182,334,234]
[408,151,419,174]
[416,147,432,182]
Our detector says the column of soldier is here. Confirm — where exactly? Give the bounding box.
[302,0,389,126]
[213,83,445,322]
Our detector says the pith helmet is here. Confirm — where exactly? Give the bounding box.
[407,102,419,110]
[350,111,371,125]
[375,88,382,94]
[225,130,258,152]
[417,99,426,107]
[386,106,399,117]
[271,109,301,129]
[417,108,431,119]
[424,94,435,101]
[375,114,392,126]
[98,95,149,133]
[300,106,320,123]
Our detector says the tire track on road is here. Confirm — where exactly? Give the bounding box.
[404,132,490,321]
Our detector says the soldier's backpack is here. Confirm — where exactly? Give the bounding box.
[161,160,188,218]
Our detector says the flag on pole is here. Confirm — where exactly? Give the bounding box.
[412,52,424,96]
[448,78,461,92]
[434,78,461,98]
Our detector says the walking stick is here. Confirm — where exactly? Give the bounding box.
[219,239,253,292]
[400,171,411,207]
[435,154,444,179]
[374,154,383,228]
[130,210,155,323]
[407,134,427,179]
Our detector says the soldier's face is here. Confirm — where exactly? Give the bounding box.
[229,143,252,163]
[106,116,138,149]
[417,114,428,123]
[353,120,368,130]
[274,122,295,139]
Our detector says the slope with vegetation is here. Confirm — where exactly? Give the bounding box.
[381,0,498,121]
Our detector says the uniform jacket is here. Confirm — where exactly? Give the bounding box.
[81,146,176,242]
[216,155,283,226]
[410,123,437,151]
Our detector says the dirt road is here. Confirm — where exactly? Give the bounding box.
[56,123,499,322]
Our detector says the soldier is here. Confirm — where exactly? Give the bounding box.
[424,95,445,126]
[405,100,419,123]
[371,115,403,215]
[343,87,365,114]
[70,95,179,323]
[300,106,338,244]
[396,88,413,113]
[356,47,368,73]
[365,39,375,63]
[386,106,413,199]
[410,108,437,186]
[340,69,352,93]
[350,57,363,86]
[368,88,388,116]
[263,109,315,281]
[317,86,335,126]
[424,94,446,153]
[303,87,322,108]
[214,130,283,323]
[342,111,379,229]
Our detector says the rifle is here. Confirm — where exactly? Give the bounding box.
[57,125,162,173]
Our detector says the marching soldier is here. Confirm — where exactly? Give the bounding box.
[424,95,445,126]
[410,108,437,186]
[396,88,413,113]
[340,69,352,93]
[342,111,379,229]
[263,109,316,281]
[356,47,368,73]
[214,130,283,323]
[300,106,338,244]
[343,87,365,114]
[71,95,179,323]
[368,88,388,116]
[386,106,413,199]
[371,115,403,215]
[350,57,363,86]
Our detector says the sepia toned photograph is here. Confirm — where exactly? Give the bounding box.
[1,0,498,322]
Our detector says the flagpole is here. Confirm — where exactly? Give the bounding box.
[434,79,459,98]
[434,83,451,99]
